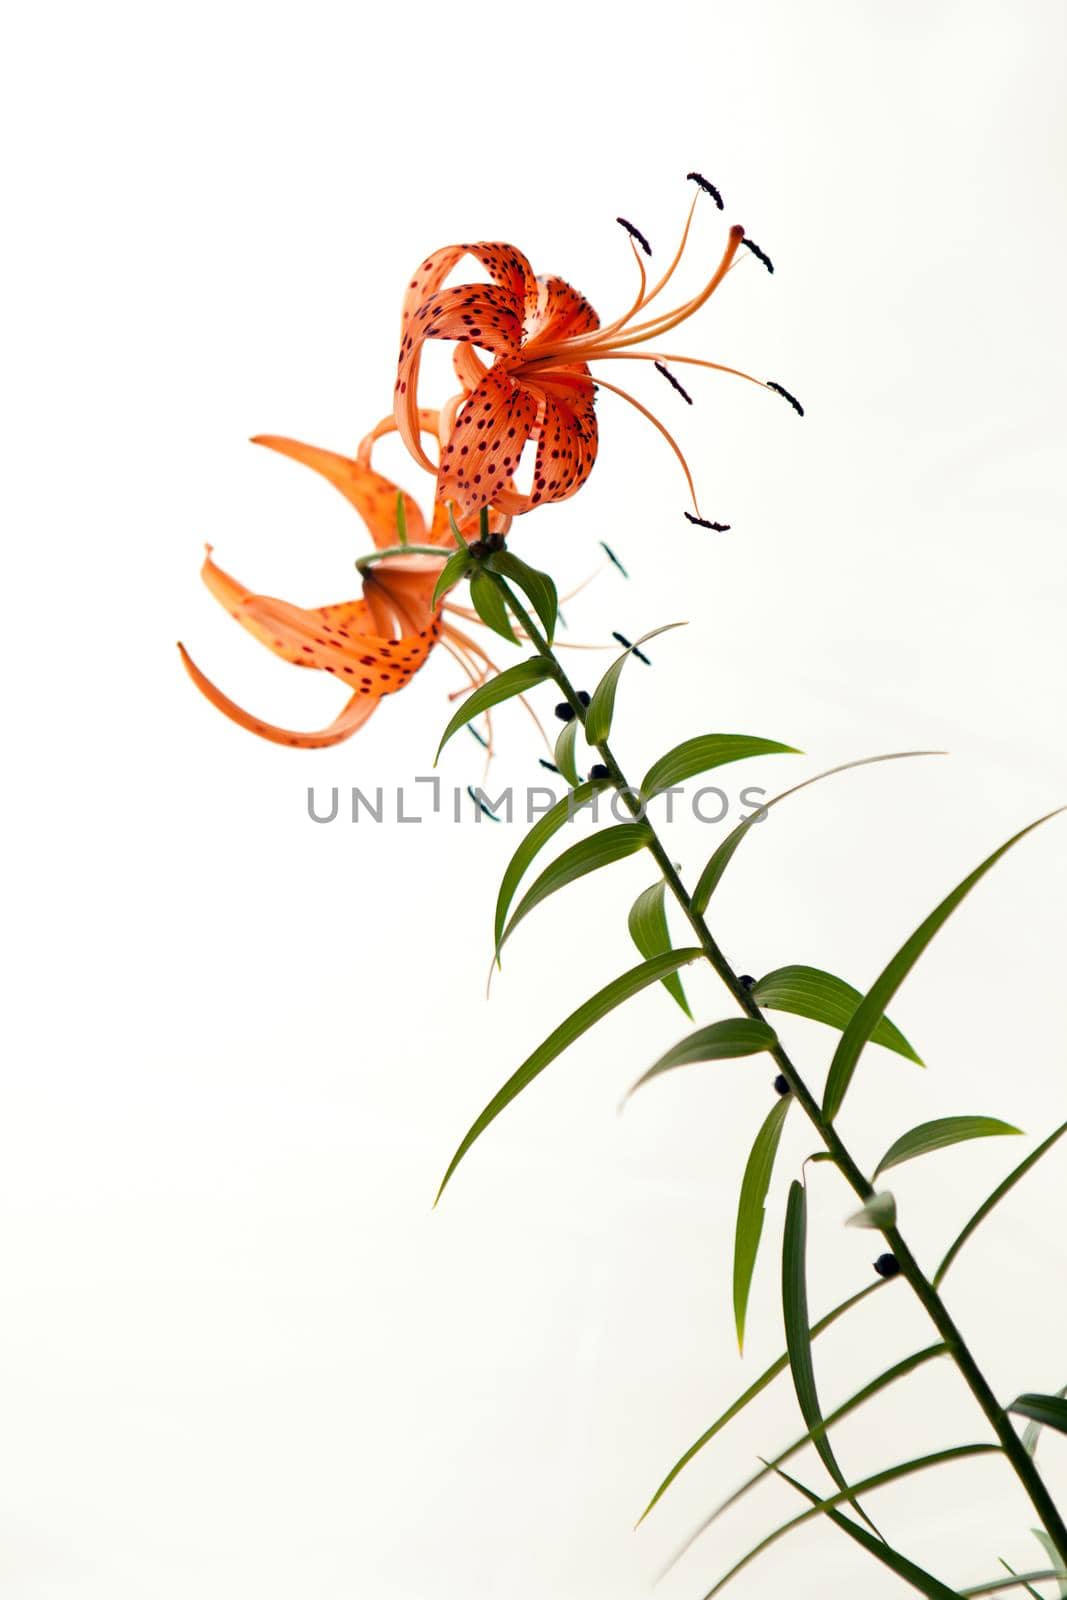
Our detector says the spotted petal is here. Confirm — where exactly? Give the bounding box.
[398,280,527,473]
[527,274,601,346]
[179,645,382,748]
[203,548,375,661]
[200,549,440,685]
[253,435,426,549]
[494,371,598,514]
[401,242,537,332]
[437,367,539,518]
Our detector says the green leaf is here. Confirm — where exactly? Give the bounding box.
[1023,1384,1067,1458]
[934,1118,1067,1287]
[431,545,472,609]
[752,965,921,1064]
[1033,1531,1067,1600]
[702,1344,947,1528]
[874,1117,1022,1179]
[584,623,686,745]
[435,657,555,763]
[636,1279,885,1524]
[623,1019,778,1102]
[628,881,691,1018]
[933,1118,1067,1287]
[492,780,610,951]
[435,949,702,1203]
[691,751,944,914]
[498,823,651,952]
[733,1096,792,1351]
[776,1466,965,1600]
[783,1181,877,1532]
[642,733,799,801]
[846,1191,897,1229]
[968,1567,1064,1598]
[696,1445,999,1597]
[823,809,1065,1124]
[487,549,558,644]
[554,720,581,787]
[1010,1395,1067,1437]
[469,569,519,644]
[992,1557,1049,1600]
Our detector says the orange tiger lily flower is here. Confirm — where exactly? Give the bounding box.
[178,413,514,749]
[394,176,797,523]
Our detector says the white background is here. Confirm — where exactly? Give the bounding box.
[3,2,1067,1595]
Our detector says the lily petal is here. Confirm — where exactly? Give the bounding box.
[532,372,599,504]
[437,367,539,517]
[178,644,381,748]
[397,282,526,473]
[401,242,537,331]
[492,372,598,513]
[453,341,490,394]
[202,550,439,686]
[203,548,374,659]
[527,275,600,347]
[252,435,426,548]
[362,556,444,636]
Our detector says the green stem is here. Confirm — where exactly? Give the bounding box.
[495,575,1067,1567]
[355,544,447,569]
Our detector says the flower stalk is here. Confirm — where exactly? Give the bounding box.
[490,570,1067,1569]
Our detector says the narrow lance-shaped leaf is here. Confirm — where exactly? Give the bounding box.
[966,1567,1067,1598]
[1032,1531,1067,1600]
[692,1445,999,1598]
[628,880,691,1017]
[469,569,519,644]
[1023,1383,1067,1458]
[623,1019,778,1103]
[874,1117,1022,1179]
[487,549,558,644]
[1010,1395,1067,1437]
[554,719,581,787]
[993,1557,1050,1600]
[823,809,1065,1124]
[436,657,555,763]
[432,544,473,608]
[498,823,652,953]
[636,1279,886,1524]
[782,1181,877,1532]
[933,1117,1067,1287]
[584,622,686,744]
[701,1344,949,1530]
[775,1465,966,1600]
[733,1096,792,1352]
[692,751,944,914]
[493,780,610,951]
[753,965,921,1064]
[642,733,799,801]
[435,949,702,1203]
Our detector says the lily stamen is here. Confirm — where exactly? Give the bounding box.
[591,374,702,513]
[616,217,652,256]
